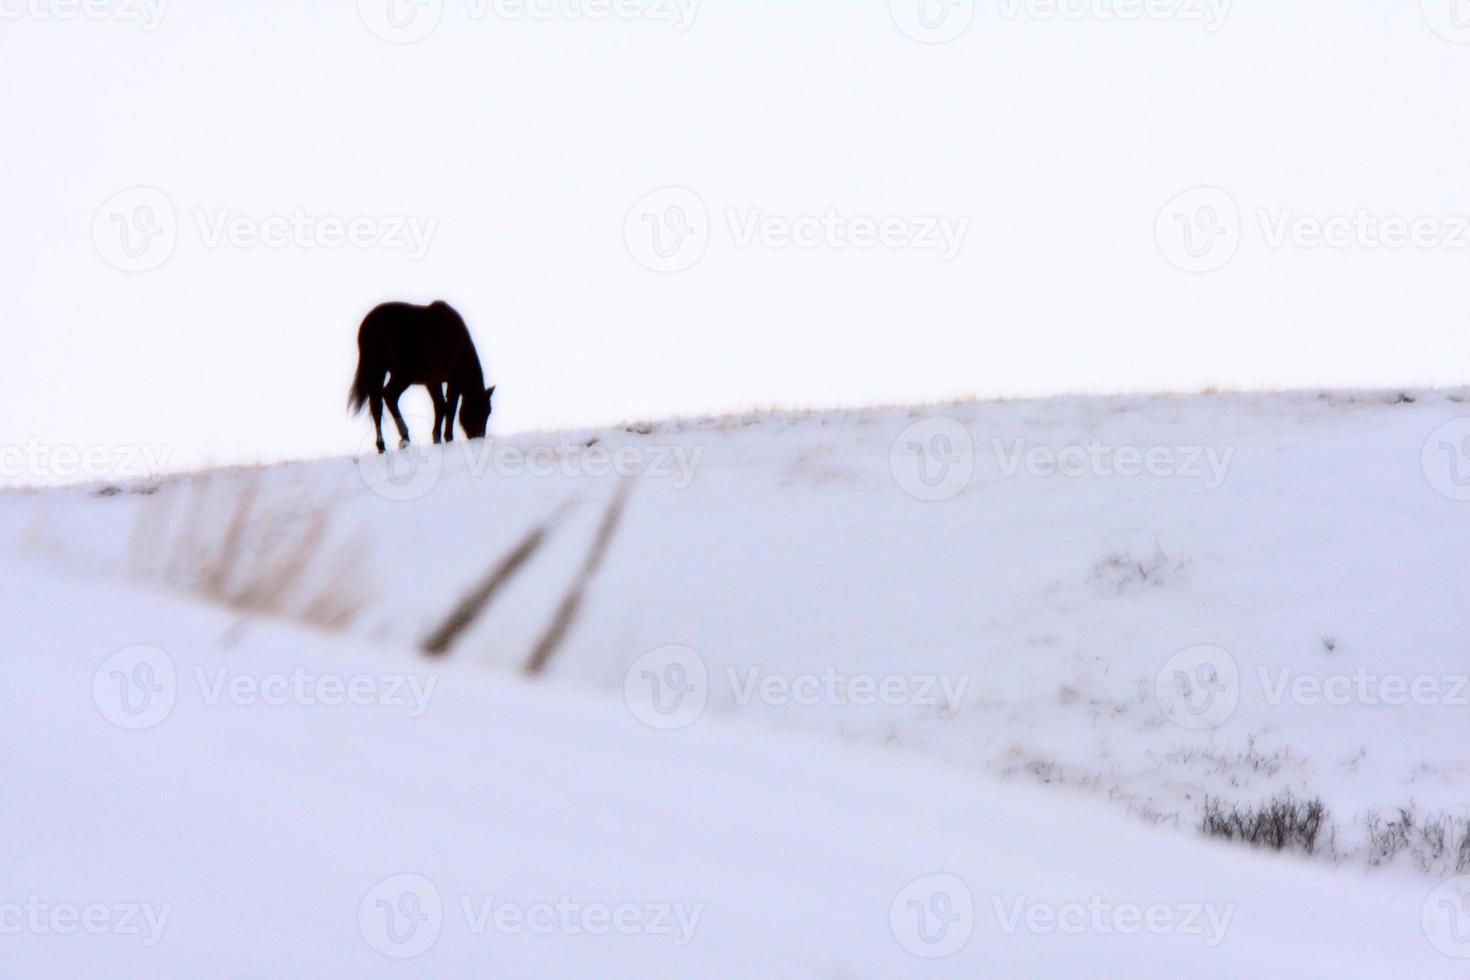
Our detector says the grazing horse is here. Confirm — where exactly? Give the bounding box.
[348,300,496,453]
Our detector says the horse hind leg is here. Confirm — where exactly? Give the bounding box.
[429,385,447,445]
[369,392,387,454]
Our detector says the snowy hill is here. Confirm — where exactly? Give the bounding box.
[5,388,1470,974]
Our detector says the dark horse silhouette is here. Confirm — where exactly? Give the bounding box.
[348,300,496,453]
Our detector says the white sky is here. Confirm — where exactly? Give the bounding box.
[4,1,1470,479]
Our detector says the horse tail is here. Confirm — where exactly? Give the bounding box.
[348,332,380,416]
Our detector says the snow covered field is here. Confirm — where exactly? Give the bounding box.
[5,387,1470,974]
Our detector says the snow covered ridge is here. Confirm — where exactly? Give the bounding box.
[6,389,1470,868]
[6,388,1470,972]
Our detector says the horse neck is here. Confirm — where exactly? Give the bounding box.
[453,348,485,391]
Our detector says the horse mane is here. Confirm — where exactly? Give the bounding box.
[433,301,486,390]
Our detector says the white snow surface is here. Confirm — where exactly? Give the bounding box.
[4,388,1470,975]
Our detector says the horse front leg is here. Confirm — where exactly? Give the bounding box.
[444,387,461,443]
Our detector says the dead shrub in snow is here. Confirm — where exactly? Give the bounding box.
[130,478,370,629]
[1363,807,1470,875]
[1201,793,1328,856]
[523,480,634,676]
[420,503,573,657]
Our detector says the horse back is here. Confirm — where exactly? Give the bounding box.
[358,301,480,385]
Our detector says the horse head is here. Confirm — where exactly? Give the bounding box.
[459,385,496,439]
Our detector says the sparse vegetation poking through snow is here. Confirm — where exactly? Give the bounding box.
[420,503,572,657]
[1201,793,1328,856]
[1088,547,1189,596]
[1363,807,1470,875]
[1195,792,1470,875]
[128,479,370,630]
[1164,736,1302,782]
[523,480,635,676]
